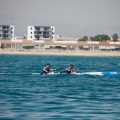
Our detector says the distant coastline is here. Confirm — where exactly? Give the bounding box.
[0,49,120,56]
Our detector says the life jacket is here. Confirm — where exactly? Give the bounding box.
[67,67,73,74]
[43,67,50,74]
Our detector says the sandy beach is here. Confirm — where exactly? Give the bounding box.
[0,49,120,56]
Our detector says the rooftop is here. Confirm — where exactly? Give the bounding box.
[0,39,120,46]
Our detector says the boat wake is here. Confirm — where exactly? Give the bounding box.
[0,71,119,76]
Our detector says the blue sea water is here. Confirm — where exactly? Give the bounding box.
[0,54,120,120]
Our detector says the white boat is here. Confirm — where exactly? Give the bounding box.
[46,71,119,76]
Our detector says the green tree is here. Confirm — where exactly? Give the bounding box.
[93,34,110,41]
[112,33,119,42]
[78,38,87,41]
[89,36,94,41]
[78,36,88,41]
[83,36,88,40]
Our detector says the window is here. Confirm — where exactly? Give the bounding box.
[31,28,32,30]
[31,36,32,38]
[0,35,1,37]
[31,32,32,34]
[4,35,8,37]
[11,27,13,29]
[43,32,46,34]
[11,31,13,34]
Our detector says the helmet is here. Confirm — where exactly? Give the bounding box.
[70,64,74,67]
[46,63,50,66]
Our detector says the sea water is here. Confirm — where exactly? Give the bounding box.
[0,54,120,120]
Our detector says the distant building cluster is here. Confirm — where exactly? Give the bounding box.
[0,25,14,40]
[0,24,58,41]
[0,24,120,51]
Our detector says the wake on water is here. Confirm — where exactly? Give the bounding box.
[0,71,119,76]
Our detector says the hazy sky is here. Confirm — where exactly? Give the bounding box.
[0,0,120,37]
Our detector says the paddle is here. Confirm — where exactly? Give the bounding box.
[60,68,78,74]
[60,70,67,74]
[50,68,63,71]
[40,68,64,74]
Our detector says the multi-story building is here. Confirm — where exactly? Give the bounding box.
[0,25,14,40]
[27,26,55,40]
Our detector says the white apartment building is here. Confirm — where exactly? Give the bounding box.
[0,25,14,40]
[27,26,55,40]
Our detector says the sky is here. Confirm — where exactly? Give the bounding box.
[0,0,120,37]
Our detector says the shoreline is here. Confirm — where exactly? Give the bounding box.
[0,49,120,56]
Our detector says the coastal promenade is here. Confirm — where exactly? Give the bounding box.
[0,49,120,56]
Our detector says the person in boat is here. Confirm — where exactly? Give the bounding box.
[66,64,77,74]
[43,64,54,74]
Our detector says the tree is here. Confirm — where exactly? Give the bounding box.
[89,36,94,41]
[83,36,88,40]
[92,34,110,41]
[78,36,88,41]
[78,38,87,41]
[112,33,119,42]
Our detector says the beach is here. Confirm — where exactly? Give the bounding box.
[0,49,120,56]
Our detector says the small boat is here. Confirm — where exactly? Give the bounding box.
[44,71,119,76]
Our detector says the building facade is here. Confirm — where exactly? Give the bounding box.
[0,25,14,40]
[0,39,120,51]
[27,26,55,40]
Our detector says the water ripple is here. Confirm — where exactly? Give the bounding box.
[0,55,120,119]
